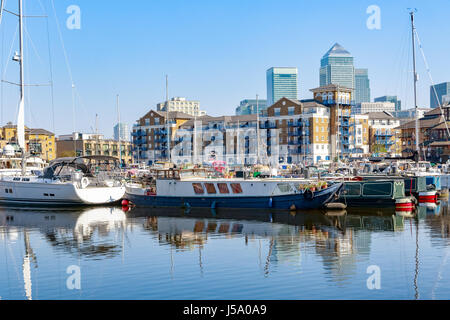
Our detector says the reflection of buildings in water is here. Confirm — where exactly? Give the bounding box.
[294,214,404,282]
[134,208,409,281]
[0,207,127,259]
[423,202,450,242]
[143,216,301,252]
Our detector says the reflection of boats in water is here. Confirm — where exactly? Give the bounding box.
[0,206,127,300]
[129,206,406,236]
[0,206,127,255]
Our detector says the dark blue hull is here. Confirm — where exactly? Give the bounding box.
[126,183,343,210]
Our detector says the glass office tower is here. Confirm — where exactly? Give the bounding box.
[374,95,402,112]
[430,82,450,108]
[320,43,355,94]
[354,68,370,105]
[266,67,298,106]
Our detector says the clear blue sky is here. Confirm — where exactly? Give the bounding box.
[1,0,449,138]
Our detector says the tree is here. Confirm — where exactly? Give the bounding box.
[372,144,387,155]
[59,150,76,158]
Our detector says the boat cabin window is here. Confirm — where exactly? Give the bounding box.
[404,179,416,191]
[192,183,204,194]
[345,183,361,196]
[230,183,243,194]
[217,183,229,194]
[204,183,217,194]
[362,182,392,196]
[277,183,293,193]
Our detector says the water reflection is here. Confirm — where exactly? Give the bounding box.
[0,203,449,299]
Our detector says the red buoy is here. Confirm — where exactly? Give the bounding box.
[121,199,129,206]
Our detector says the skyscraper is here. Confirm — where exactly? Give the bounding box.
[114,123,130,141]
[266,67,298,106]
[430,82,450,108]
[235,99,268,115]
[320,43,355,93]
[374,96,402,112]
[354,69,370,105]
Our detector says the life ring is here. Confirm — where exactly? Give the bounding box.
[80,177,90,189]
[304,189,314,200]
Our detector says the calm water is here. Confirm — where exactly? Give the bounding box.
[1,202,450,300]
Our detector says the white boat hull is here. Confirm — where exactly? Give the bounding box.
[0,179,125,206]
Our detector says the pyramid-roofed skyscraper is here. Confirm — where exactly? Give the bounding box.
[320,43,355,95]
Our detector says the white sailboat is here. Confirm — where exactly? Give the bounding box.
[0,0,125,206]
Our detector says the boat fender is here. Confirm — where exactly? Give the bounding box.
[80,177,90,189]
[211,201,217,209]
[268,197,273,208]
[304,189,314,200]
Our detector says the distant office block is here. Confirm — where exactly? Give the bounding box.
[266,67,298,106]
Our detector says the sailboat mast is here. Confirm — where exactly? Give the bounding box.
[410,11,420,160]
[256,94,260,164]
[18,0,26,174]
[117,94,122,167]
[165,75,171,163]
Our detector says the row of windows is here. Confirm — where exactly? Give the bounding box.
[192,183,243,195]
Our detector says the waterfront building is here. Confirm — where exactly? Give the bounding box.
[319,43,355,97]
[396,106,450,161]
[443,95,450,104]
[114,123,130,141]
[262,98,313,164]
[430,82,450,109]
[311,84,353,161]
[132,110,193,164]
[235,99,268,115]
[56,132,133,164]
[366,112,401,156]
[0,123,56,161]
[349,114,370,156]
[358,102,395,114]
[375,95,401,112]
[394,107,430,120]
[266,67,298,106]
[157,97,206,117]
[176,114,259,165]
[354,69,370,105]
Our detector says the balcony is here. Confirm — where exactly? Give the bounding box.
[261,122,276,129]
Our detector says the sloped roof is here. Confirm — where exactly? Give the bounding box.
[28,128,54,136]
[179,114,257,128]
[396,116,443,130]
[365,111,395,120]
[323,43,352,58]
[152,110,194,119]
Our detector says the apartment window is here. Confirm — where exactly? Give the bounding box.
[154,118,160,125]
[145,118,150,125]
[274,108,281,116]
[288,107,295,116]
